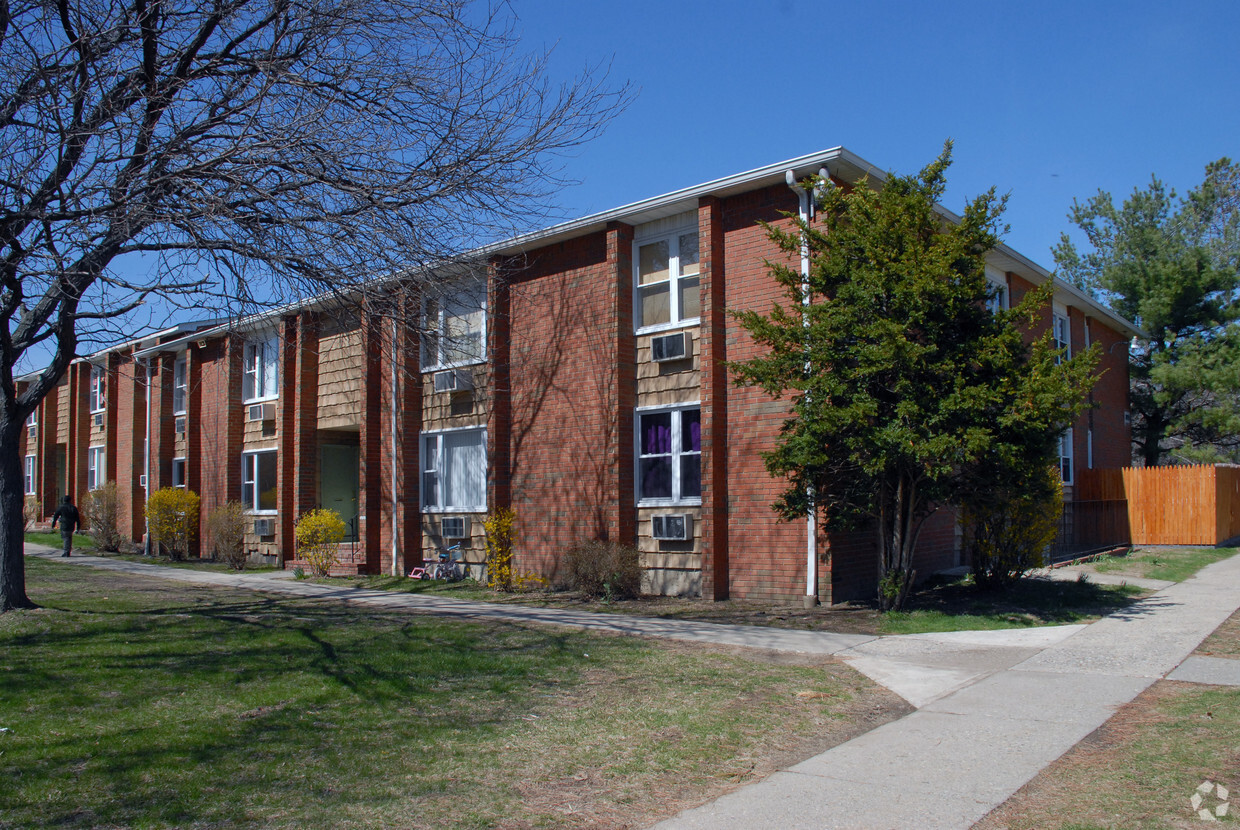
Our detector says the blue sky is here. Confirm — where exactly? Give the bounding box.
[513,0,1240,266]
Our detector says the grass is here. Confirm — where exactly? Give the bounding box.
[975,608,1240,829]
[0,558,904,829]
[1091,545,1239,583]
[23,530,94,551]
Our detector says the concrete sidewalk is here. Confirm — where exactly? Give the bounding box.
[653,552,1240,829]
[26,545,1240,828]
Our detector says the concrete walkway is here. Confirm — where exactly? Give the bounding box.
[25,546,1240,828]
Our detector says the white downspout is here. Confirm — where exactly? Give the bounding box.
[390,317,401,576]
[142,356,152,556]
[787,169,816,608]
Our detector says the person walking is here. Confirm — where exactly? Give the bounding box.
[50,494,81,557]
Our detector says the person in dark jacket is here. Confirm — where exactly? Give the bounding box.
[50,495,81,557]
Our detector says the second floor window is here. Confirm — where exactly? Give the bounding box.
[1053,312,1071,364]
[635,230,699,331]
[422,283,486,369]
[243,336,279,402]
[173,358,188,414]
[88,365,106,413]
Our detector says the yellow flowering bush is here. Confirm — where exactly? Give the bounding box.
[483,507,517,591]
[295,508,346,577]
[147,487,200,560]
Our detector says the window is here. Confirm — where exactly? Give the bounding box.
[242,336,279,402]
[1052,312,1071,364]
[421,428,486,511]
[172,457,187,488]
[87,446,105,491]
[422,283,486,369]
[242,450,277,512]
[26,409,37,429]
[986,275,1008,314]
[24,455,36,495]
[637,406,701,504]
[88,365,106,413]
[635,229,700,330]
[1058,429,1074,485]
[173,358,188,415]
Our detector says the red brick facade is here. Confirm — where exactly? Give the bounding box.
[19,148,1137,601]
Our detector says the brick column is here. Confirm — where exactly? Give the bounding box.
[606,221,636,544]
[279,314,320,565]
[488,259,511,516]
[377,296,424,576]
[66,362,86,499]
[698,195,730,600]
[358,311,383,572]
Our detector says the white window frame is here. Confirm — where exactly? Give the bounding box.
[634,226,701,333]
[171,457,187,488]
[421,282,487,371]
[1052,311,1071,364]
[985,268,1008,314]
[87,445,105,491]
[242,335,280,403]
[88,365,106,413]
[420,426,487,512]
[242,449,278,513]
[1059,428,1074,485]
[26,408,37,429]
[173,357,188,415]
[24,455,36,495]
[635,403,702,506]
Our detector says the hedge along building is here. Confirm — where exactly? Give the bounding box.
[18,147,1139,603]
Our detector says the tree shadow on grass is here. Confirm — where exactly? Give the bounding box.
[903,575,1146,626]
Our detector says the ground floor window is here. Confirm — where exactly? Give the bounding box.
[172,457,187,488]
[87,446,105,491]
[24,455,35,495]
[637,405,701,504]
[421,428,486,511]
[242,450,277,512]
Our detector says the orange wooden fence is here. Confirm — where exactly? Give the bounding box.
[1076,465,1240,546]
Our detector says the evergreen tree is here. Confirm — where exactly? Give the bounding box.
[731,144,1096,610]
[1054,159,1240,465]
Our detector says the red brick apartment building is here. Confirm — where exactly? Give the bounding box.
[17,148,1139,603]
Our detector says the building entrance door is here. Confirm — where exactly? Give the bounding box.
[319,444,360,541]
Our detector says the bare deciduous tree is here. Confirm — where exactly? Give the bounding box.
[0,0,628,610]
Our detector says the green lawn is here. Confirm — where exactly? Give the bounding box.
[0,558,899,829]
[1092,545,1238,583]
[23,530,94,551]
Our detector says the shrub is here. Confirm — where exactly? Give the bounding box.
[83,482,126,552]
[564,539,642,601]
[964,465,1063,590]
[147,487,201,560]
[483,507,517,591]
[295,508,346,577]
[207,501,249,571]
[23,495,41,531]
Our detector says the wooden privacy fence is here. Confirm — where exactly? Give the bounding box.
[1076,465,1240,546]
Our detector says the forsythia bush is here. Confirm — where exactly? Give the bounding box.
[208,501,249,571]
[964,466,1063,589]
[295,508,346,577]
[147,487,200,560]
[483,507,517,591]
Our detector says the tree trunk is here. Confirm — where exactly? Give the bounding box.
[0,418,36,611]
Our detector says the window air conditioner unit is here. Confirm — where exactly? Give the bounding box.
[93,412,104,427]
[247,403,275,422]
[651,332,689,362]
[433,369,473,394]
[651,514,692,541]
[441,517,468,539]
[174,416,187,434]
[253,518,274,536]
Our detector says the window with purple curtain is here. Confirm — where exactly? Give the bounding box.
[638,407,700,502]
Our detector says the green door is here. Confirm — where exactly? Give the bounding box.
[320,444,360,541]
